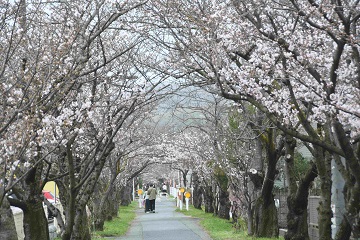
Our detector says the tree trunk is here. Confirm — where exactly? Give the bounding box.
[0,195,18,240]
[93,167,118,231]
[314,147,332,240]
[335,178,360,240]
[214,166,229,218]
[21,165,49,240]
[217,188,230,220]
[204,185,214,213]
[243,174,256,236]
[252,130,281,238]
[285,164,317,240]
[335,216,352,240]
[247,204,253,235]
[59,137,115,240]
[285,161,318,240]
[284,135,317,240]
[332,120,360,239]
[253,196,278,237]
[71,205,91,240]
[182,170,189,188]
[93,201,107,231]
[109,185,121,218]
[192,172,202,210]
[119,184,132,206]
[246,129,263,236]
[23,200,49,240]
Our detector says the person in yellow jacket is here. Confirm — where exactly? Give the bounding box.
[147,184,157,213]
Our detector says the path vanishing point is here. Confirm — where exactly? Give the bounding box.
[112,195,212,240]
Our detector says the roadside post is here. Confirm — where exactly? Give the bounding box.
[184,191,191,211]
[179,187,185,210]
[138,189,143,208]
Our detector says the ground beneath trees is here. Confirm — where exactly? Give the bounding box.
[111,196,212,240]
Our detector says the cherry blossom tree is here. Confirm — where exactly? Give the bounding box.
[160,92,235,218]
[218,106,271,234]
[0,2,28,238]
[0,0,168,239]
[143,0,359,239]
[85,105,163,231]
[1,1,358,239]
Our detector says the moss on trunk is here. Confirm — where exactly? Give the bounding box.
[70,206,91,240]
[0,196,18,240]
[218,188,230,220]
[23,200,49,240]
[192,172,202,210]
[204,185,214,213]
[284,135,317,240]
[285,195,310,240]
[253,196,279,237]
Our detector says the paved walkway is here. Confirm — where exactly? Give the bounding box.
[112,196,212,240]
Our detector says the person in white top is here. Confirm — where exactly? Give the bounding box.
[162,184,167,193]
[144,186,150,213]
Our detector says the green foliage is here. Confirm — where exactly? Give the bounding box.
[294,152,311,181]
[138,178,143,189]
[177,206,283,240]
[228,110,241,130]
[206,159,216,168]
[92,201,137,239]
[213,165,228,191]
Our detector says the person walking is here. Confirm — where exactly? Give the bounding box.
[147,184,157,213]
[144,186,150,213]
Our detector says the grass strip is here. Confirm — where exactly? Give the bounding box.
[176,205,283,240]
[92,201,137,239]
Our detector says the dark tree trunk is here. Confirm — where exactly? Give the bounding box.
[204,185,214,213]
[192,172,202,210]
[23,200,49,240]
[59,137,115,240]
[332,120,360,239]
[335,216,352,240]
[7,156,49,240]
[314,147,332,240]
[335,177,360,240]
[90,181,104,230]
[247,203,253,235]
[182,170,189,188]
[93,167,118,231]
[18,165,49,240]
[246,133,263,236]
[0,195,18,240]
[214,166,229,218]
[286,171,318,240]
[71,205,91,240]
[284,135,318,240]
[218,188,230,220]
[93,200,107,231]
[119,184,132,206]
[94,186,117,229]
[109,185,121,218]
[253,196,278,238]
[252,130,281,238]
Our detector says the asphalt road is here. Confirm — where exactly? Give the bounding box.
[113,196,212,240]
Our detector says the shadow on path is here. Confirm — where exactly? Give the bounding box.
[110,196,212,240]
